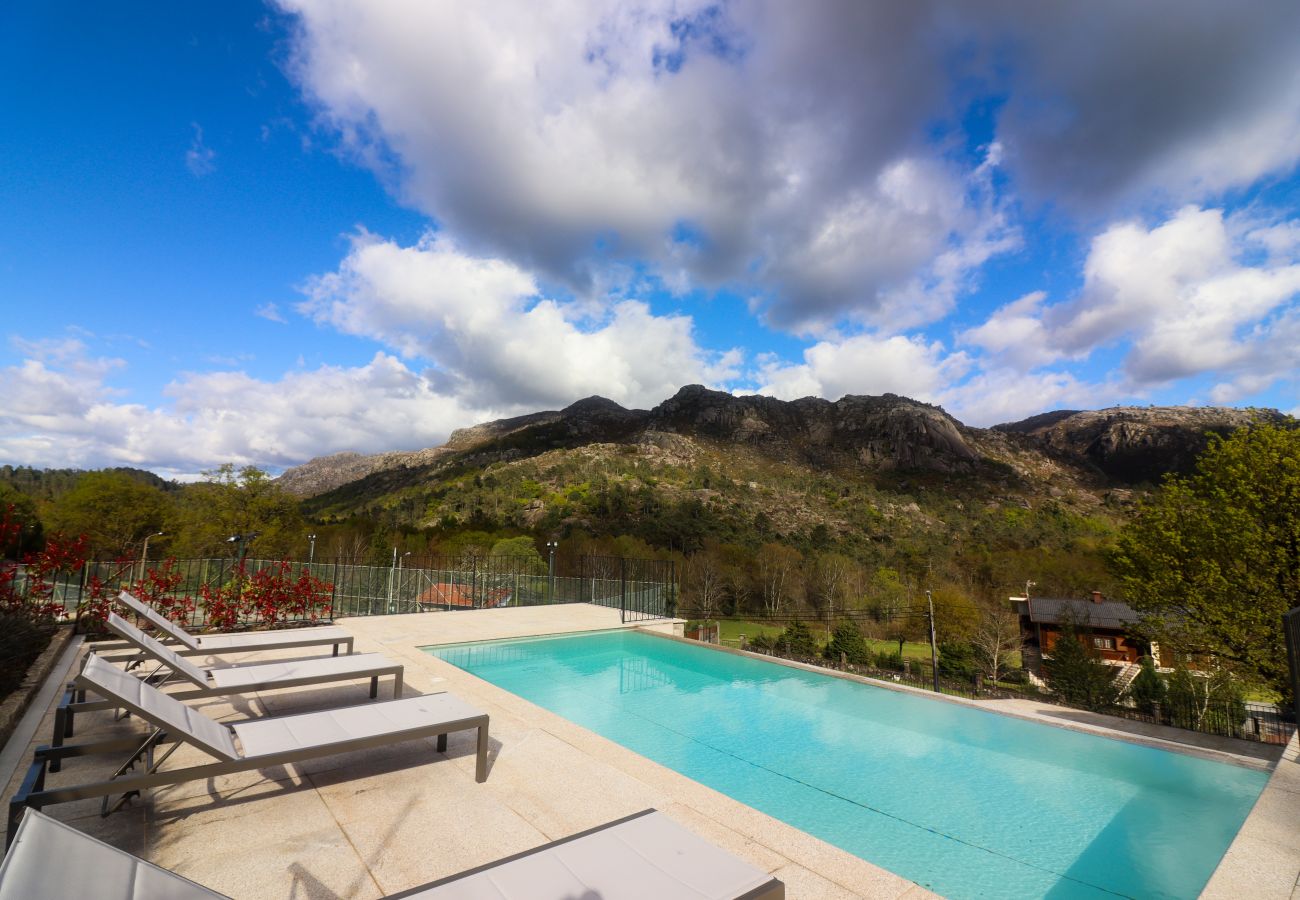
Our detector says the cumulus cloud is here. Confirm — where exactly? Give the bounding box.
[754,332,968,403]
[0,341,507,476]
[274,0,1300,332]
[0,233,743,473]
[297,231,740,409]
[275,0,1030,331]
[965,207,1300,392]
[992,2,1300,210]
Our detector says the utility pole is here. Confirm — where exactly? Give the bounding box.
[546,541,558,603]
[926,589,939,693]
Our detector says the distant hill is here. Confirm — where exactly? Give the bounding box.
[0,465,179,503]
[279,386,1289,559]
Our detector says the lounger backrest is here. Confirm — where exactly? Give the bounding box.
[0,808,227,900]
[117,592,201,650]
[76,655,239,761]
[105,612,209,688]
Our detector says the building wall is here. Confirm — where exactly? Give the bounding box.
[1040,624,1143,664]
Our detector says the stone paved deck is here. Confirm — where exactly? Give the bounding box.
[0,606,932,899]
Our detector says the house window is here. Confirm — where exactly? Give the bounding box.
[1092,636,1116,650]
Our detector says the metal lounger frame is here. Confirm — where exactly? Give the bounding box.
[107,591,355,658]
[7,675,487,850]
[49,619,405,775]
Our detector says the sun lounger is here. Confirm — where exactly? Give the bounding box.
[48,614,406,769]
[0,808,227,899]
[389,809,784,899]
[0,808,782,900]
[115,591,354,657]
[7,655,489,847]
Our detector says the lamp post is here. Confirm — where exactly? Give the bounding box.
[138,532,164,583]
[926,589,939,693]
[546,541,558,603]
[394,551,411,612]
[308,533,317,565]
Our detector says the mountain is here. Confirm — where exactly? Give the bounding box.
[276,388,1291,595]
[994,405,1290,483]
[281,389,1289,502]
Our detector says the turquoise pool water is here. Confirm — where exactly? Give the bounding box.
[427,630,1267,899]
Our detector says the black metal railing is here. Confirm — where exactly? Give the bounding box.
[15,553,676,631]
[707,632,1295,747]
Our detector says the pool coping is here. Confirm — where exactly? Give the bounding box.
[639,630,1280,772]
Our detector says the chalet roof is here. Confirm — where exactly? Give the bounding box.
[1021,596,1141,630]
[414,582,512,609]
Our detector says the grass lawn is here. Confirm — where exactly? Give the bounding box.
[712,619,932,660]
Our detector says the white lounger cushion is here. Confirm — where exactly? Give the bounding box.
[106,613,210,687]
[208,653,396,689]
[118,591,349,651]
[407,810,778,900]
[78,656,239,761]
[234,693,483,759]
[0,810,226,900]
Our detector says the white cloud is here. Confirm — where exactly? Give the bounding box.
[276,0,1026,331]
[0,233,743,474]
[936,368,1119,427]
[965,207,1300,391]
[185,122,216,177]
[274,1,1300,332]
[297,231,740,409]
[254,303,288,323]
[754,332,968,403]
[0,341,504,477]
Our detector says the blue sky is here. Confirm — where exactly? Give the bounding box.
[2,1,1298,478]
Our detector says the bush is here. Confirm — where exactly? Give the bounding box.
[746,633,775,652]
[1000,667,1030,685]
[775,620,820,657]
[937,641,977,682]
[874,650,905,671]
[1128,656,1166,714]
[824,619,872,664]
[0,613,56,698]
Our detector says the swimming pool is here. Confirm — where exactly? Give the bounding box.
[427,629,1267,899]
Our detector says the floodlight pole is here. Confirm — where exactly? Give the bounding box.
[138,532,163,583]
[308,534,317,565]
[926,589,939,693]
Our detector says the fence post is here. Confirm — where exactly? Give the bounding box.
[331,558,339,617]
[472,555,479,610]
[620,557,627,623]
[1283,607,1300,726]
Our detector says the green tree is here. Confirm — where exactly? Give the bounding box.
[0,485,43,558]
[775,620,820,657]
[1128,656,1166,715]
[47,471,170,557]
[824,618,872,664]
[1165,665,1246,734]
[489,536,546,574]
[1043,620,1121,710]
[172,465,304,559]
[1110,424,1300,698]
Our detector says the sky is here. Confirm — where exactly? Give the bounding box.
[2,1,1299,479]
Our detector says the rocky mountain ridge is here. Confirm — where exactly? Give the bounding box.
[277,386,1289,498]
